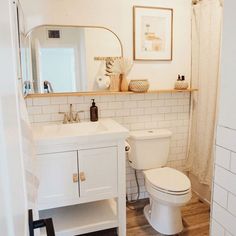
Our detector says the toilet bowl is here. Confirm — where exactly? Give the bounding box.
[143,167,191,235]
[127,129,192,235]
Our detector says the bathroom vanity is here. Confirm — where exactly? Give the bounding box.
[33,119,128,236]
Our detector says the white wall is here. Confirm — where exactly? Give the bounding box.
[211,1,236,236]
[20,0,192,90]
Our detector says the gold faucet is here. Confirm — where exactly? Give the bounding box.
[59,104,84,124]
[68,104,73,122]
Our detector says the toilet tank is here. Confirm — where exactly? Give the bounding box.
[127,129,172,170]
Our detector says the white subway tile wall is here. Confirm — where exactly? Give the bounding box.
[26,92,190,200]
[211,126,236,236]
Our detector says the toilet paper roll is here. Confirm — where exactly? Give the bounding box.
[125,141,131,153]
[96,75,110,89]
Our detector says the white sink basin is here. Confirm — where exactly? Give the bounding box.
[33,119,128,145]
[33,121,107,138]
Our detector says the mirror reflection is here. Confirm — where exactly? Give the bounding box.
[23,25,123,94]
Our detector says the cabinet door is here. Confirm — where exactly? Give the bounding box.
[37,151,79,209]
[78,147,118,199]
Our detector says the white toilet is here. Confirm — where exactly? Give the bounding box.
[127,129,191,235]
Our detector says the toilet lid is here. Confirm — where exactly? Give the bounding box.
[129,129,172,140]
[143,167,191,193]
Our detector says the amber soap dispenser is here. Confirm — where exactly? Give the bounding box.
[90,99,98,122]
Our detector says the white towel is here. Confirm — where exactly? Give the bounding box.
[18,82,39,208]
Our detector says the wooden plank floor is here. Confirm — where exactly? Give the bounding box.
[81,193,210,236]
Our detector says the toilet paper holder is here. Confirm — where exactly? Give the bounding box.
[125,141,131,152]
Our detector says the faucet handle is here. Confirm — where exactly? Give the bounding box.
[75,110,85,123]
[59,112,69,124]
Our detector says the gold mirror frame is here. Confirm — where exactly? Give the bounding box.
[26,24,124,56]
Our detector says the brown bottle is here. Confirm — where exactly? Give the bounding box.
[90,99,98,122]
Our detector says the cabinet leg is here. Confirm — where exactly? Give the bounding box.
[117,141,126,236]
[117,196,126,236]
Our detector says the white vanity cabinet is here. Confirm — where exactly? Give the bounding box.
[33,119,128,236]
[37,146,118,210]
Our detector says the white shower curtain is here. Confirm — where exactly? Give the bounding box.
[186,0,223,186]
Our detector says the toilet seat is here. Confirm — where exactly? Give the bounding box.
[143,167,191,195]
[146,181,190,196]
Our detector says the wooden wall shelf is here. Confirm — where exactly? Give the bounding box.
[26,88,198,98]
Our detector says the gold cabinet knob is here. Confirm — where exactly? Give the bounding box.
[79,172,86,182]
[73,173,78,183]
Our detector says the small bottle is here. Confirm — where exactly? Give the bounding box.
[90,99,98,122]
[174,75,188,90]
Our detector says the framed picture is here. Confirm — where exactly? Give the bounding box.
[133,6,173,61]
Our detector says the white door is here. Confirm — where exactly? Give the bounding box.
[37,151,79,210]
[78,147,118,198]
[0,0,28,235]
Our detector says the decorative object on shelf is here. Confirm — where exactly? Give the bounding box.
[109,58,133,92]
[120,74,129,92]
[95,59,120,91]
[96,61,111,90]
[129,79,150,93]
[174,75,189,90]
[96,75,110,90]
[109,74,121,92]
[133,6,173,61]
[105,58,116,76]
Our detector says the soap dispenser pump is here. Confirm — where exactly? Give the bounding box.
[90,99,98,122]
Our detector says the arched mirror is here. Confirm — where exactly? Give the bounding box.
[23,25,123,95]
